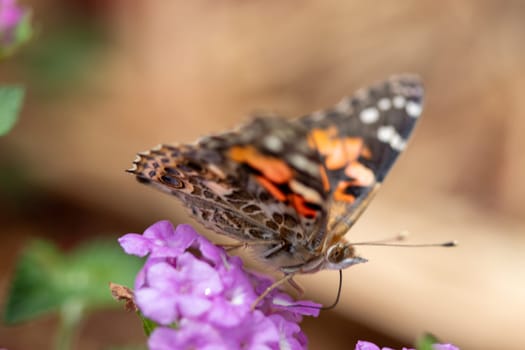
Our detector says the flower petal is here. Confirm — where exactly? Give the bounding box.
[149,323,227,350]
[271,294,321,318]
[118,233,151,257]
[135,287,178,325]
[355,341,381,350]
[433,344,459,350]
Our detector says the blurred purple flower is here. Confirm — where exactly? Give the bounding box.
[431,345,459,350]
[355,341,386,350]
[355,340,459,350]
[0,0,22,31]
[119,221,321,350]
[0,0,26,45]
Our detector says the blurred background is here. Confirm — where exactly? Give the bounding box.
[1,0,524,349]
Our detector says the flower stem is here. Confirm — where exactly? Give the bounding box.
[54,300,84,350]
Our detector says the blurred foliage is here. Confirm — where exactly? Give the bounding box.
[0,85,23,136]
[3,239,142,324]
[18,20,108,96]
[14,11,33,47]
[0,161,32,204]
[0,8,32,58]
[416,333,440,350]
[106,346,147,350]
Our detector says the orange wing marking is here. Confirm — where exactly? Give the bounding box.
[333,182,356,203]
[319,166,331,192]
[290,194,318,218]
[229,146,293,183]
[308,127,369,170]
[229,146,323,219]
[333,161,376,203]
[255,175,287,202]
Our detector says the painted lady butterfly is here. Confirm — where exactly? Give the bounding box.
[128,75,423,281]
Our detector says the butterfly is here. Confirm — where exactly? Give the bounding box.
[127,75,423,283]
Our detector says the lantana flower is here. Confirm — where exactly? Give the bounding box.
[355,340,459,350]
[119,221,321,350]
[0,0,23,32]
[0,0,31,54]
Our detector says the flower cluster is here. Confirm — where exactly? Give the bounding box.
[119,221,321,350]
[355,340,459,350]
[0,0,31,54]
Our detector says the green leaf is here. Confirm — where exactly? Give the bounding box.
[139,313,158,337]
[416,333,439,350]
[0,86,24,136]
[20,21,107,94]
[14,12,34,46]
[0,11,33,59]
[3,239,143,324]
[106,345,147,350]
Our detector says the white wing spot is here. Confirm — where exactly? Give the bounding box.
[393,95,406,109]
[377,125,395,142]
[359,107,380,124]
[378,126,406,151]
[264,135,283,152]
[406,101,422,118]
[378,98,392,111]
[290,180,323,204]
[390,133,406,151]
[289,154,317,174]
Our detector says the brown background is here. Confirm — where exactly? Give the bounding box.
[1,1,524,349]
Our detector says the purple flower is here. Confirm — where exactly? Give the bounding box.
[355,341,391,350]
[431,345,459,350]
[120,222,200,259]
[0,0,29,48]
[355,340,459,350]
[119,221,321,350]
[149,321,226,350]
[0,0,22,31]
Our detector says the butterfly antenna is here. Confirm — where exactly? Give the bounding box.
[352,241,458,248]
[351,231,457,247]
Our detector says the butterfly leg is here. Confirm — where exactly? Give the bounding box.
[250,273,295,310]
[287,277,304,296]
[219,242,248,252]
[261,241,287,259]
[219,240,285,253]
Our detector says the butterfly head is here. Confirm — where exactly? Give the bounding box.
[324,243,368,270]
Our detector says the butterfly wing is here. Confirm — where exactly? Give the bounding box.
[128,117,329,258]
[297,75,424,242]
[128,75,423,269]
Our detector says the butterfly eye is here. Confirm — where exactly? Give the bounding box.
[327,244,356,264]
[328,245,344,263]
